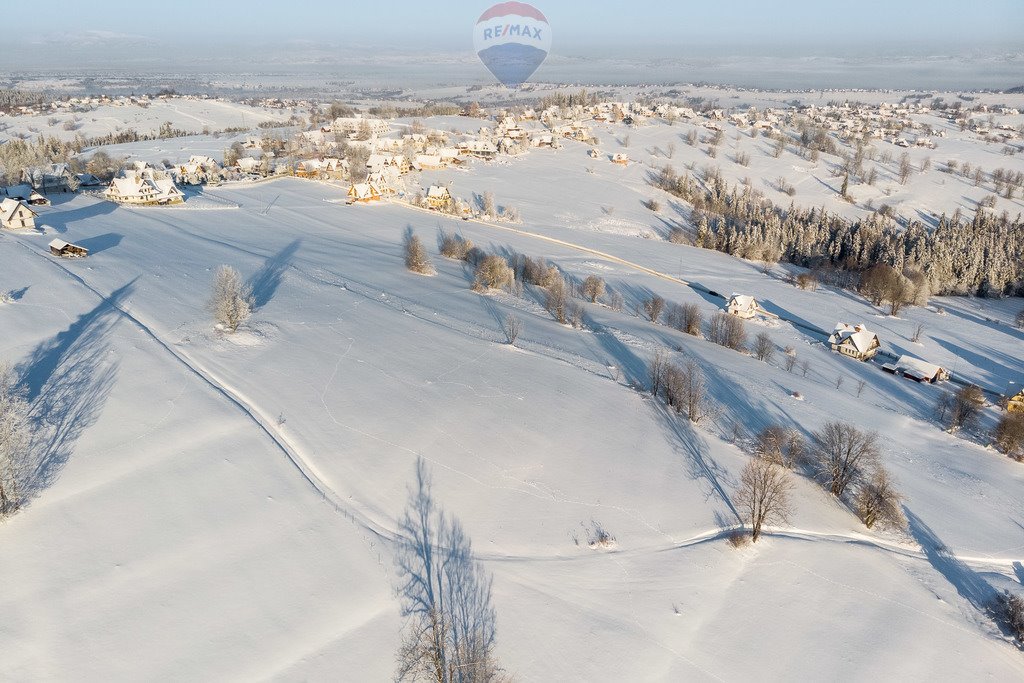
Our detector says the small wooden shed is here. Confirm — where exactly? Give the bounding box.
[49,239,88,258]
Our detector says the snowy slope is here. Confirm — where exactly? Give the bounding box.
[1,174,1022,679]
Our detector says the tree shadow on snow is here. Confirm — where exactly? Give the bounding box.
[905,507,998,615]
[14,282,126,505]
[247,238,301,310]
[652,402,740,523]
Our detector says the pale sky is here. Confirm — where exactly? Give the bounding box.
[10,0,1023,55]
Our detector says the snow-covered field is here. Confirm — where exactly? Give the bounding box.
[1,169,1022,679]
[0,98,297,142]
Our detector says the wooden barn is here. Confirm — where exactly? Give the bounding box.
[48,239,88,258]
[881,355,949,383]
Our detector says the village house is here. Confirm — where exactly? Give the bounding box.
[414,154,445,171]
[48,239,88,258]
[611,153,629,165]
[881,355,949,383]
[332,116,391,138]
[726,294,758,319]
[22,163,76,193]
[828,323,881,361]
[104,165,184,205]
[425,185,452,210]
[0,198,38,230]
[459,140,498,159]
[235,157,262,174]
[1,184,50,205]
[367,169,401,196]
[347,182,382,203]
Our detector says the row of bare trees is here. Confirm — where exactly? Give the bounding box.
[735,420,906,542]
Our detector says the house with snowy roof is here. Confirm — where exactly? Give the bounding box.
[881,355,949,383]
[425,185,452,210]
[726,294,758,319]
[0,198,38,230]
[828,323,880,361]
[104,166,184,205]
[347,182,382,203]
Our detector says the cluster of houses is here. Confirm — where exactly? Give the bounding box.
[797,101,943,145]
[722,295,955,386]
[104,162,184,205]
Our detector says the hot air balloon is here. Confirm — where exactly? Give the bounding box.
[472,2,551,88]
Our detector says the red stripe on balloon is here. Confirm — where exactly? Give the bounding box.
[477,2,548,23]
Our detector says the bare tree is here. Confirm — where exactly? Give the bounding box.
[856,379,867,397]
[910,323,925,343]
[641,295,665,323]
[395,459,505,682]
[582,275,605,303]
[209,265,253,333]
[811,422,880,497]
[993,413,1024,460]
[404,229,434,275]
[860,263,913,315]
[753,332,775,362]
[665,302,701,336]
[649,349,668,397]
[545,274,568,324]
[707,312,747,350]
[473,255,514,292]
[482,191,497,218]
[996,591,1024,644]
[936,384,984,432]
[567,301,585,329]
[1016,307,1024,329]
[608,291,624,312]
[783,347,798,373]
[898,152,912,185]
[735,458,793,542]
[795,272,819,291]
[0,363,32,517]
[502,314,522,346]
[664,359,708,423]
[800,360,811,377]
[521,257,555,287]
[855,467,906,530]
[835,376,844,390]
[754,425,804,469]
[439,232,473,261]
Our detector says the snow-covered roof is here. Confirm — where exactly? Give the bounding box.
[48,238,69,250]
[426,185,450,198]
[729,294,756,309]
[0,197,36,221]
[893,355,944,380]
[829,323,879,354]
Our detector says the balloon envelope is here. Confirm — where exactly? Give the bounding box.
[473,2,551,88]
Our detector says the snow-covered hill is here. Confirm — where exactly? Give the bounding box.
[1,173,1022,679]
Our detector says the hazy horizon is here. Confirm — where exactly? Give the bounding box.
[2,0,1022,91]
